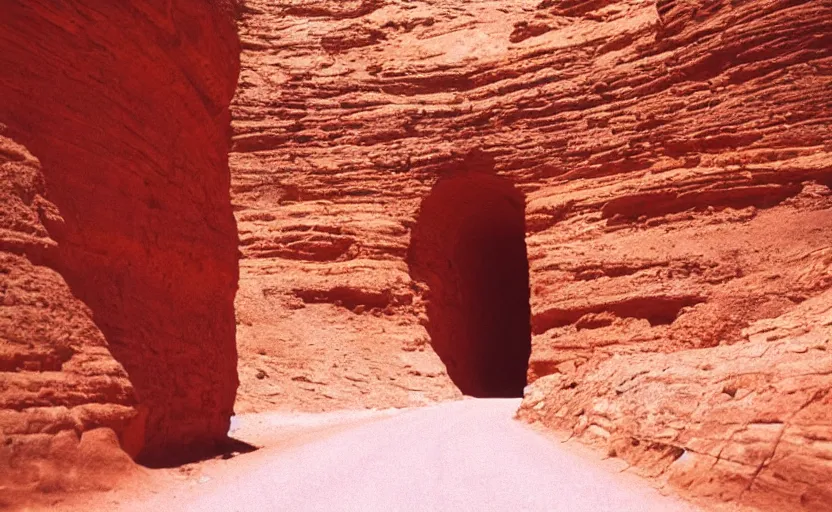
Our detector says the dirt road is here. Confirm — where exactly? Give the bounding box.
[115,398,698,512]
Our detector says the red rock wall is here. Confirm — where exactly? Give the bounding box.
[230,0,831,509]
[0,1,241,466]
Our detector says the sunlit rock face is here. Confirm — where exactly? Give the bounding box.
[231,0,831,509]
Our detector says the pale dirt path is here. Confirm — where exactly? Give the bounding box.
[110,398,698,512]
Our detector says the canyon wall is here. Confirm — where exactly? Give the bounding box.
[231,0,831,509]
[0,0,242,478]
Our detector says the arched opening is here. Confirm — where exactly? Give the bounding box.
[408,172,531,397]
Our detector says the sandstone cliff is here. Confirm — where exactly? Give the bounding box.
[230,0,831,509]
[0,0,241,481]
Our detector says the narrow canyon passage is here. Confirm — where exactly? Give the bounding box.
[408,173,532,397]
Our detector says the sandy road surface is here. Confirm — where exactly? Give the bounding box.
[115,398,698,512]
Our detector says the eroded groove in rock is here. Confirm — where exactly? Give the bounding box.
[0,1,241,466]
[532,295,706,334]
[408,171,531,397]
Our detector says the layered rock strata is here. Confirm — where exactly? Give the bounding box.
[519,290,832,511]
[231,0,831,509]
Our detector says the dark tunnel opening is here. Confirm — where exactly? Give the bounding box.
[407,171,532,398]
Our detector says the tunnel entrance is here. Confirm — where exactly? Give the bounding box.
[407,171,531,398]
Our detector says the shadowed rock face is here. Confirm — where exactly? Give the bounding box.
[0,0,241,468]
[408,172,531,398]
[0,129,141,501]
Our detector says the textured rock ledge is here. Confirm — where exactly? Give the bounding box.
[0,131,140,499]
[519,289,832,511]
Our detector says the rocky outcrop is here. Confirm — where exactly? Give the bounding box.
[0,0,826,508]
[519,290,832,511]
[0,0,241,469]
[231,0,831,508]
[0,130,141,500]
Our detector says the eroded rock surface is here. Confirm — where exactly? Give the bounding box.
[519,290,832,511]
[3,0,827,508]
[231,0,831,508]
[1,0,241,468]
[0,131,140,500]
